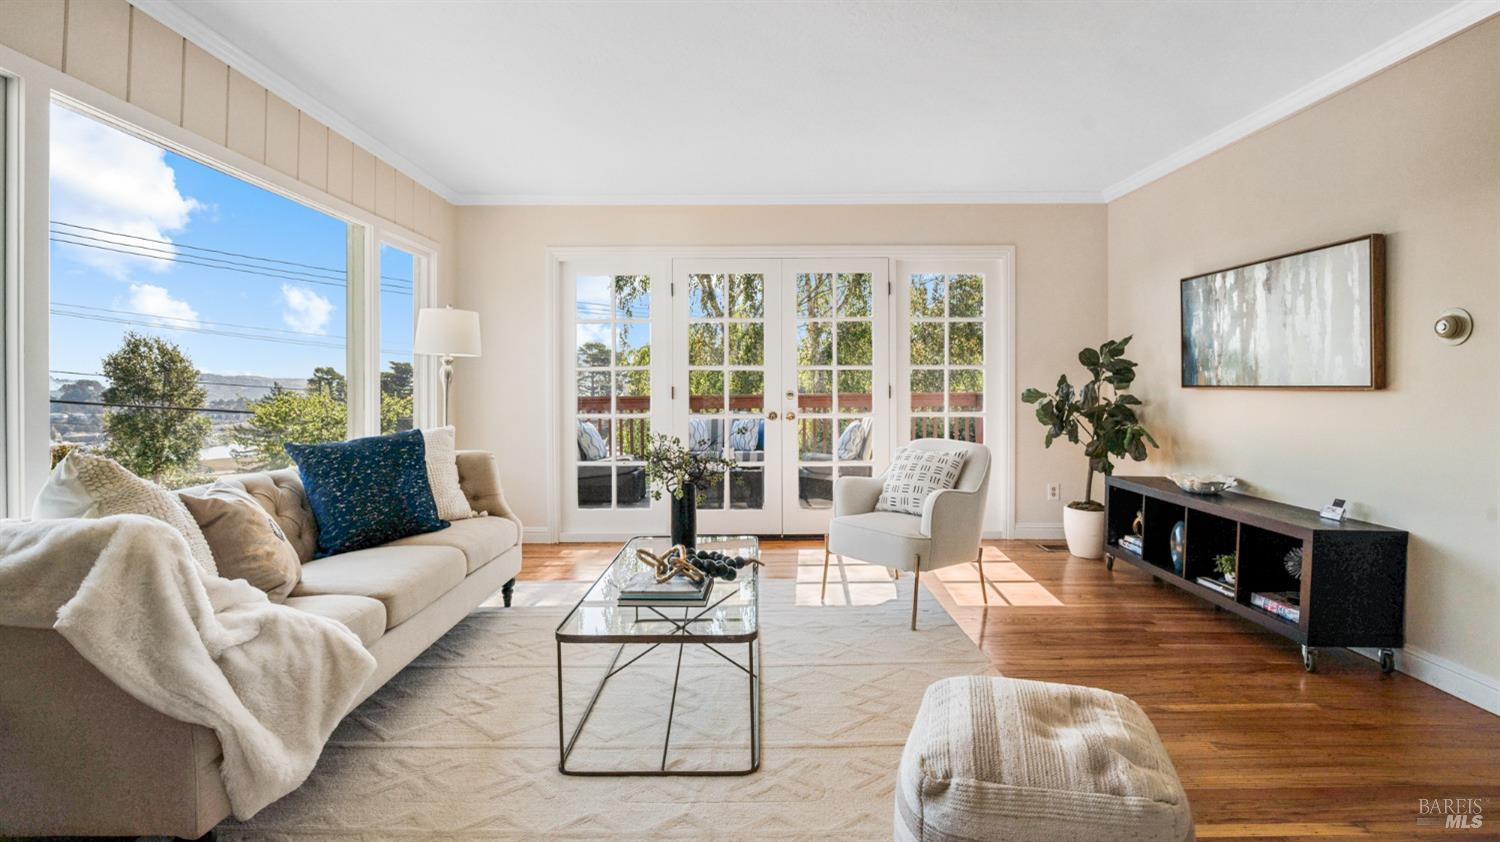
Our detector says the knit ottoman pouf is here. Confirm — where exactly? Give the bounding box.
[895,676,1193,841]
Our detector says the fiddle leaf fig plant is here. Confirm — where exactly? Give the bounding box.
[1021,336,1158,511]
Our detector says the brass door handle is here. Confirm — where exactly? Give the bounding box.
[786,411,797,420]
[767,411,779,420]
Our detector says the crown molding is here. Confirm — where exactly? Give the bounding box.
[453,191,1104,206]
[1102,0,1500,202]
[133,0,461,204]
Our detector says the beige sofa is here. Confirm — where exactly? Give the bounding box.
[0,450,522,839]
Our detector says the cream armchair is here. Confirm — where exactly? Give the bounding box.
[824,440,992,629]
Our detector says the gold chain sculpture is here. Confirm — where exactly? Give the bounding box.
[635,545,706,584]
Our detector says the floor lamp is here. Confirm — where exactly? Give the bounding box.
[414,306,482,427]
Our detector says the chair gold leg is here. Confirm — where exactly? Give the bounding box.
[977,549,988,606]
[821,536,831,601]
[911,565,921,631]
[892,568,900,580]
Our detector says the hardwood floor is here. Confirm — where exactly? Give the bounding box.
[520,538,1500,840]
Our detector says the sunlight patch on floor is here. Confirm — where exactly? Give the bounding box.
[932,548,1066,607]
[795,557,899,606]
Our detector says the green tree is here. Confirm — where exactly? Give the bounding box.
[231,383,347,470]
[380,361,413,397]
[308,366,347,401]
[99,332,211,483]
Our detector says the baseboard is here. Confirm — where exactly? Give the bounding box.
[1010,521,1065,540]
[523,526,556,543]
[1351,644,1500,716]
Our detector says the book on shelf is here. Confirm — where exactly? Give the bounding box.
[1250,591,1301,623]
[619,571,715,607]
[1117,535,1144,554]
[1194,576,1235,598]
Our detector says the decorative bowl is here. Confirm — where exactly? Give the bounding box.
[1167,473,1238,495]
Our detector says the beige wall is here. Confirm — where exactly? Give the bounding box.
[1107,18,1500,702]
[452,204,1109,533]
[0,0,454,244]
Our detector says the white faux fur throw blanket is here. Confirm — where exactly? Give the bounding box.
[0,515,376,819]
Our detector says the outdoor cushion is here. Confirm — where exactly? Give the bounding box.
[292,545,465,629]
[283,594,387,647]
[386,516,519,574]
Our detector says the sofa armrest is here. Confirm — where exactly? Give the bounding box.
[455,450,524,538]
[834,475,884,517]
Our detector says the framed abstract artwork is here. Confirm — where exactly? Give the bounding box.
[1180,234,1385,389]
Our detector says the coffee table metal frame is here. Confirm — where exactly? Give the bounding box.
[554,535,761,776]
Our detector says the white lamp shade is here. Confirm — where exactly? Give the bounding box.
[414,307,482,357]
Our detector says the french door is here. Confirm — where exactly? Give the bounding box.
[558,248,1009,541]
[672,259,889,535]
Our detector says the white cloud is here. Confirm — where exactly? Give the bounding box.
[128,283,199,326]
[281,284,334,334]
[49,105,200,279]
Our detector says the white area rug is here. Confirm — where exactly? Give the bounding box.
[221,578,994,840]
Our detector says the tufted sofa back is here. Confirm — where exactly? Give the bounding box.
[181,469,319,562]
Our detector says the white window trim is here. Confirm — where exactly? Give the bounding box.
[0,42,441,513]
[544,245,1016,542]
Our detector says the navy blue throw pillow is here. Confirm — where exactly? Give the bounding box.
[285,429,448,558]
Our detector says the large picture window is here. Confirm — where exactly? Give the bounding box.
[378,243,416,432]
[48,103,352,485]
[907,272,985,444]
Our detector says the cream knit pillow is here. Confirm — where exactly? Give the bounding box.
[421,426,476,521]
[33,451,218,575]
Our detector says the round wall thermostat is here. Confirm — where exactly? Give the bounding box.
[1434,308,1473,345]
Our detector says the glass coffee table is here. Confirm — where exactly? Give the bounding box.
[555,535,761,776]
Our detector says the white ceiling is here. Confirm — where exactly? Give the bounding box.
[144,0,1488,205]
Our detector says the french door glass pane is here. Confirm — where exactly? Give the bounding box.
[574,274,650,509]
[688,272,767,510]
[793,271,875,509]
[906,272,986,448]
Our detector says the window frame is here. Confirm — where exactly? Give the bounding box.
[0,40,441,512]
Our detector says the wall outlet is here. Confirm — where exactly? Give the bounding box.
[1046,483,1061,501]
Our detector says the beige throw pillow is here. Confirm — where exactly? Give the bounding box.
[32,451,218,575]
[422,426,476,521]
[180,483,302,602]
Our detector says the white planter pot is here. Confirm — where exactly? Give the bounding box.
[1063,506,1106,559]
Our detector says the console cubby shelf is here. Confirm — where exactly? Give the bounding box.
[1103,476,1408,673]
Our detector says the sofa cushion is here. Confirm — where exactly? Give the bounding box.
[422,426,476,521]
[211,469,319,563]
[291,545,465,629]
[286,429,448,558]
[34,451,218,575]
[283,594,387,647]
[180,483,302,601]
[385,516,519,574]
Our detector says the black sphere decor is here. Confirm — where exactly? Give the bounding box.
[682,547,756,583]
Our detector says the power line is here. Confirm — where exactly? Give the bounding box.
[50,237,413,296]
[50,220,414,289]
[50,398,254,416]
[52,307,411,355]
[53,229,348,285]
[55,302,345,341]
[52,220,350,277]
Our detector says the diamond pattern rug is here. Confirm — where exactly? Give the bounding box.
[220,579,994,840]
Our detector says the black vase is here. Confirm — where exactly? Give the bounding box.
[670,487,697,549]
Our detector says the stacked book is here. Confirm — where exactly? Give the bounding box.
[619,571,715,608]
[1194,576,1234,598]
[1251,591,1301,624]
[1117,534,1144,556]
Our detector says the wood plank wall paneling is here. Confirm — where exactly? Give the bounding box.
[126,5,182,123]
[181,42,228,145]
[64,0,130,99]
[0,0,66,69]
[0,1,450,236]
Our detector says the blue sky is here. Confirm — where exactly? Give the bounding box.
[48,103,413,388]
